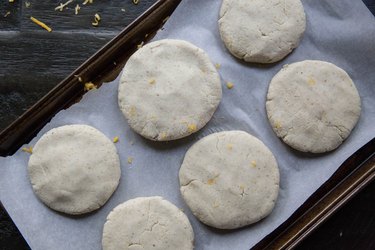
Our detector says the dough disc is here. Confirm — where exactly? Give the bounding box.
[102,197,194,250]
[266,60,361,153]
[219,0,306,63]
[118,39,222,141]
[179,131,279,229]
[28,125,121,215]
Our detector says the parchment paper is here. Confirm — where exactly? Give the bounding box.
[1,0,375,249]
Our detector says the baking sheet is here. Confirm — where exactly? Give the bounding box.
[1,0,375,249]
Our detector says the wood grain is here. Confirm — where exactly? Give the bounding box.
[0,0,158,131]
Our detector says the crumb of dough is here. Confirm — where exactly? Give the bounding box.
[113,136,119,143]
[22,146,33,154]
[226,81,234,89]
[4,11,10,17]
[127,157,133,164]
[132,0,139,5]
[84,82,97,91]
[9,0,14,3]
[25,1,31,8]
[121,8,126,12]
[30,17,52,32]
[187,124,197,133]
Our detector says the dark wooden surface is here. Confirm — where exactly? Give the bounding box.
[0,0,158,131]
[0,1,374,249]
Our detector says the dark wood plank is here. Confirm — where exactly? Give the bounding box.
[0,0,158,131]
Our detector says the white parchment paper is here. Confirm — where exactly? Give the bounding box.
[1,0,375,249]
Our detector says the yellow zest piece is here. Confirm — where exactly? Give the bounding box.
[92,13,101,27]
[274,120,282,129]
[129,106,137,117]
[22,146,33,154]
[9,0,14,3]
[84,82,96,91]
[148,79,156,84]
[113,136,119,143]
[226,81,234,89]
[30,17,52,32]
[207,178,216,185]
[127,157,133,164]
[227,143,233,150]
[55,0,73,11]
[82,0,93,5]
[251,160,257,168]
[160,132,168,140]
[307,76,316,86]
[25,1,31,8]
[4,11,11,18]
[187,124,197,133]
[215,63,221,69]
[75,4,81,15]
[132,0,139,5]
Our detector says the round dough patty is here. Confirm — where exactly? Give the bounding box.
[266,60,361,153]
[179,131,279,229]
[218,0,306,63]
[102,197,194,250]
[118,39,222,141]
[28,125,121,215]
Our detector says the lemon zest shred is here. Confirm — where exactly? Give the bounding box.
[82,0,93,5]
[84,82,97,91]
[30,17,52,32]
[75,4,81,15]
[55,0,73,12]
[22,146,33,154]
[226,81,234,89]
[113,136,119,143]
[251,160,257,168]
[187,124,197,133]
[92,13,101,27]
